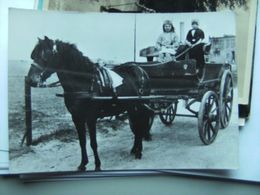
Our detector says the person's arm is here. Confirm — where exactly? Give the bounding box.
[192,38,203,46]
[192,29,205,47]
[156,34,164,49]
[185,30,192,46]
[165,34,179,49]
[173,34,179,48]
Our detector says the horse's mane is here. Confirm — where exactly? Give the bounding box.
[54,40,97,74]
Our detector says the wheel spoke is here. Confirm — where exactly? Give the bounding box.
[207,125,211,141]
[209,123,216,133]
[169,108,173,115]
[169,113,173,121]
[166,108,169,116]
[225,105,231,117]
[225,105,230,115]
[168,109,171,120]
[226,88,231,96]
[206,97,211,113]
[209,97,215,112]
[165,113,169,121]
[226,104,231,111]
[226,95,233,103]
[210,114,218,122]
[211,107,217,113]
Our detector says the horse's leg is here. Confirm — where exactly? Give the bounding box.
[72,115,88,171]
[131,122,143,159]
[128,107,144,159]
[86,118,101,171]
[143,112,154,141]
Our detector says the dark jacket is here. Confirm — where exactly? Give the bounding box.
[186,28,205,44]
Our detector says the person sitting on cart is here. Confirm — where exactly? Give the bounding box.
[156,20,179,62]
[185,19,205,78]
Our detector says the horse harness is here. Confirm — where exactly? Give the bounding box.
[95,65,114,95]
[38,42,147,98]
[94,64,147,97]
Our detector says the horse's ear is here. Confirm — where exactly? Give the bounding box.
[44,36,54,45]
[38,37,42,42]
[44,36,50,41]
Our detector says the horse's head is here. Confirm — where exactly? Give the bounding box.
[28,36,56,87]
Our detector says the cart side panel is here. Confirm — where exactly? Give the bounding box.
[203,63,230,81]
[138,59,197,78]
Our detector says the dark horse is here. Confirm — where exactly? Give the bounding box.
[28,36,154,171]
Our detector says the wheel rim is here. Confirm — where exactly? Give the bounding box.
[198,91,220,145]
[159,103,177,125]
[220,71,233,128]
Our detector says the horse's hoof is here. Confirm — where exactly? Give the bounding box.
[144,134,152,141]
[130,148,136,155]
[135,153,142,159]
[95,166,101,171]
[77,165,86,171]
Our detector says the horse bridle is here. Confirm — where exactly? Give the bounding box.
[31,43,60,88]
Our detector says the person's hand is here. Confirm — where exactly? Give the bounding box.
[191,43,199,48]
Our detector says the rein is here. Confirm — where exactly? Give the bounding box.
[45,81,61,88]
[31,62,44,70]
[175,46,194,59]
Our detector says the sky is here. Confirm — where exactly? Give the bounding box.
[9,9,235,63]
[9,9,135,62]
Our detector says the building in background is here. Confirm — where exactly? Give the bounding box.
[207,35,235,64]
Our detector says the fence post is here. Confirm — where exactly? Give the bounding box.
[24,76,32,146]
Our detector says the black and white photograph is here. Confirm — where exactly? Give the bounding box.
[8,9,238,173]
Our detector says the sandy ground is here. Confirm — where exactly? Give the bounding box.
[8,60,239,173]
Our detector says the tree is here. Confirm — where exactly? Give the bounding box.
[139,0,247,12]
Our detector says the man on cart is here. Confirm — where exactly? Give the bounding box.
[185,19,206,78]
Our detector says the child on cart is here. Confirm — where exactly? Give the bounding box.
[156,20,179,62]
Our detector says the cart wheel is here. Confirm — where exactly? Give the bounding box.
[220,70,233,129]
[198,91,220,145]
[159,102,177,126]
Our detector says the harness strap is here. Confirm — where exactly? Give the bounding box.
[99,66,112,89]
[31,62,44,70]
[96,66,114,94]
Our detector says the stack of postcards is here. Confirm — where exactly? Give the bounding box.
[1,0,260,183]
